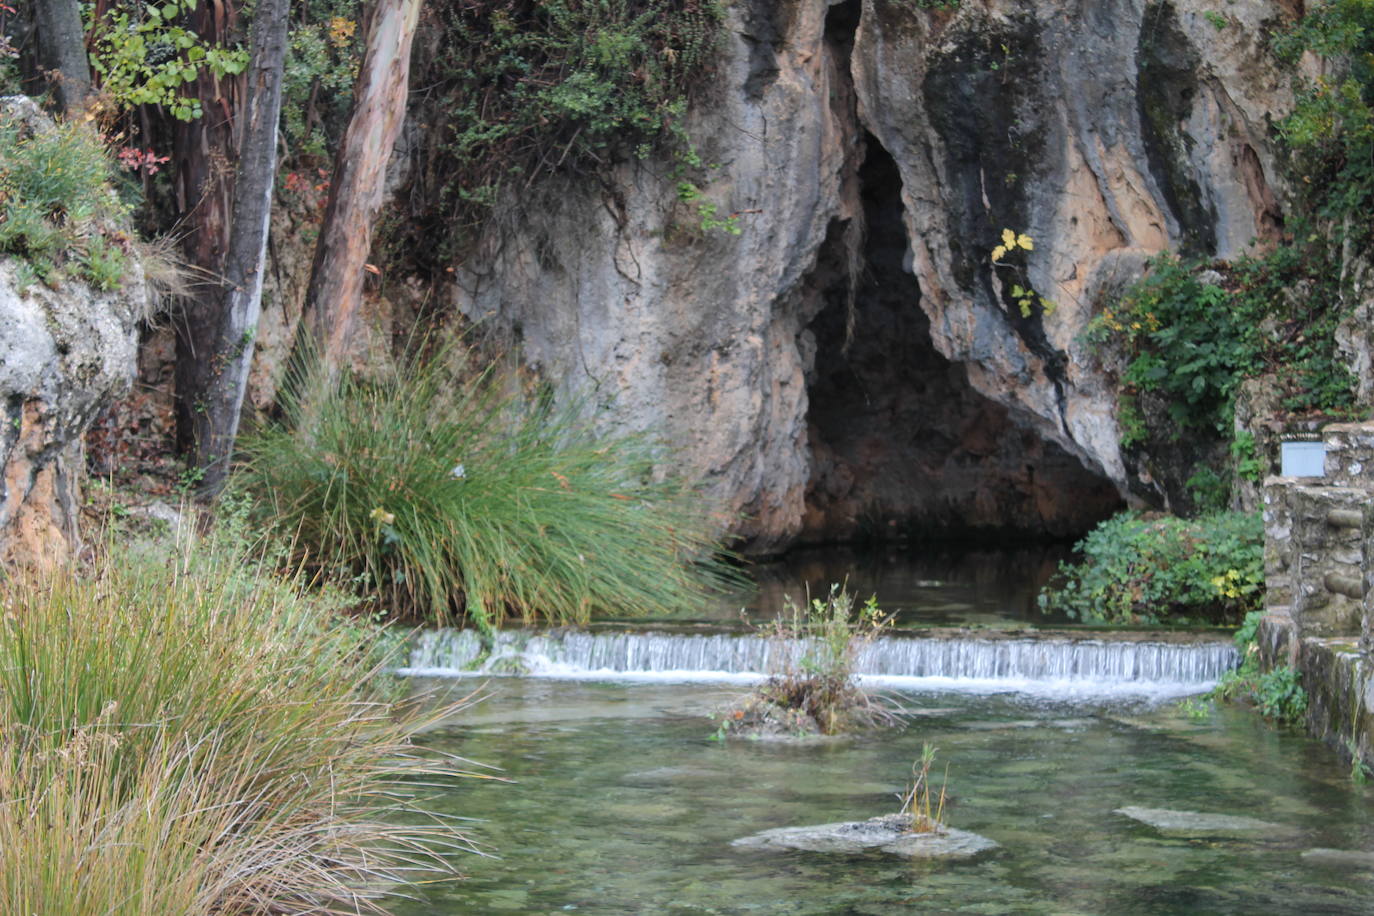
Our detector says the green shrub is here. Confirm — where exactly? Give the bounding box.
[1090,254,1251,438]
[392,0,724,261]
[1091,250,1355,440]
[281,0,363,167]
[240,346,736,631]
[1211,611,1308,724]
[1273,0,1374,234]
[86,0,249,121]
[1037,511,1264,625]
[0,111,131,290]
[0,529,462,914]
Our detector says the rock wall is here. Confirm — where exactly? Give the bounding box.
[0,257,144,567]
[0,99,146,569]
[452,0,1295,552]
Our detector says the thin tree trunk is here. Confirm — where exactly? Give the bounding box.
[303,0,422,376]
[184,0,290,496]
[173,1,243,459]
[31,0,91,115]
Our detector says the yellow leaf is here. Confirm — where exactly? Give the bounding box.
[991,245,1007,262]
[1001,228,1016,248]
[1017,233,1034,250]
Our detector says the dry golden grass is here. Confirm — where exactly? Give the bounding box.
[0,529,477,914]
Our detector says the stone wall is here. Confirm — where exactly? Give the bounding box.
[1260,422,1374,768]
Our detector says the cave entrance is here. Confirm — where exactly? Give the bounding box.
[800,135,1123,545]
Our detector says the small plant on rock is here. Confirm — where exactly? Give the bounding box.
[1211,611,1308,725]
[0,108,132,290]
[898,743,948,834]
[715,585,900,737]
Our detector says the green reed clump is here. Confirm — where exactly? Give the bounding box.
[0,107,132,290]
[0,530,468,914]
[240,346,735,630]
[898,743,948,834]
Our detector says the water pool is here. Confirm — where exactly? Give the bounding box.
[390,678,1374,915]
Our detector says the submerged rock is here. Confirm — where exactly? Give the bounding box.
[733,813,997,859]
[1114,806,1292,838]
[1300,848,1374,869]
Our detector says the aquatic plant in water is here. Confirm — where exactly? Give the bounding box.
[899,743,948,834]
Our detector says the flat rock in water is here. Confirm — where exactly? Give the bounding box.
[732,814,997,859]
[1301,848,1374,868]
[1114,806,1290,838]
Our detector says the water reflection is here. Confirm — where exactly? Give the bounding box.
[697,544,1074,627]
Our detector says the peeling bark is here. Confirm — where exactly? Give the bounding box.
[303,0,422,376]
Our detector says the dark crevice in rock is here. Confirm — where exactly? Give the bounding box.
[920,13,1069,404]
[801,133,1123,546]
[738,2,791,100]
[1137,0,1217,257]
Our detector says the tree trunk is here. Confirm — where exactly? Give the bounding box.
[303,0,422,376]
[172,1,243,460]
[31,0,91,115]
[180,0,290,496]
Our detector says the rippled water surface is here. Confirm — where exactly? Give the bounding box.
[391,679,1374,915]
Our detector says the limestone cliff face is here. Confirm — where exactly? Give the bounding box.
[453,0,1294,552]
[0,256,144,569]
[0,98,147,568]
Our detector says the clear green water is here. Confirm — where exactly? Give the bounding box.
[392,679,1374,915]
[678,545,1075,628]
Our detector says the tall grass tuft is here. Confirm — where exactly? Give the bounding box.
[240,345,736,630]
[0,529,471,914]
[898,743,948,834]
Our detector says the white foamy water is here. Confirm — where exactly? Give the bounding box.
[398,628,1238,699]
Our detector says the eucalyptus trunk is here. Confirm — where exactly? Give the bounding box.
[303,0,422,377]
[179,0,290,496]
[172,0,242,461]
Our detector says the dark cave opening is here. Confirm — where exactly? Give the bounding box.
[800,134,1124,546]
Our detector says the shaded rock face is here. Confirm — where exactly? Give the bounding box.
[802,132,1121,542]
[454,0,1292,552]
[0,258,143,567]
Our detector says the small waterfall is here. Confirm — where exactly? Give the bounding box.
[401,628,1239,696]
